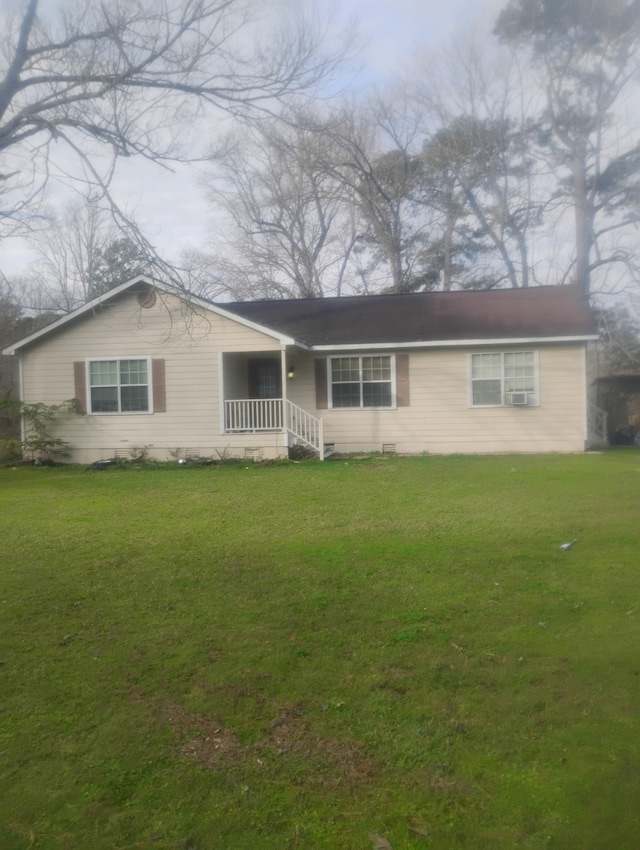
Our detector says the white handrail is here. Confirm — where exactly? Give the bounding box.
[285,400,324,460]
[223,398,325,459]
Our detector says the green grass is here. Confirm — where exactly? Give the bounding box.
[1,452,639,850]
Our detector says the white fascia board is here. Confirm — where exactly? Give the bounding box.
[309,335,599,351]
[2,275,303,354]
[205,302,302,347]
[149,285,304,347]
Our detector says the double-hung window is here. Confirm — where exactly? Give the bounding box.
[330,355,394,408]
[89,358,151,413]
[470,351,538,406]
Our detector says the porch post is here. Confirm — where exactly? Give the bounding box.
[281,345,288,406]
[281,346,288,445]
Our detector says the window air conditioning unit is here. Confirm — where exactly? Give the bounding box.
[507,392,529,405]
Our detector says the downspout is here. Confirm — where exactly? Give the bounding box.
[218,352,225,435]
[19,355,25,446]
[582,343,588,449]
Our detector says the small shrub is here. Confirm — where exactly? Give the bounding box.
[129,445,156,465]
[288,443,317,461]
[0,398,80,462]
[0,438,22,464]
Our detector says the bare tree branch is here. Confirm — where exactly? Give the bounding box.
[0,0,353,262]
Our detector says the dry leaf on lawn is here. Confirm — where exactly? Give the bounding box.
[369,834,393,850]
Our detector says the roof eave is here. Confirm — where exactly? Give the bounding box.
[2,276,302,354]
[2,274,163,355]
[309,335,599,351]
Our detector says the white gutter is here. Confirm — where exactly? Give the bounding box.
[309,335,599,351]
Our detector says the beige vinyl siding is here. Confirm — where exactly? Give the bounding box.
[289,345,587,454]
[17,288,590,461]
[19,291,285,462]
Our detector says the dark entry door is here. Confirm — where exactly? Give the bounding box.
[248,358,281,399]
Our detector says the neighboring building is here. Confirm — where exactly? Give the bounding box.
[595,372,640,444]
[2,277,604,462]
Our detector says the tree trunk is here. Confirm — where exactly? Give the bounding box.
[572,155,593,299]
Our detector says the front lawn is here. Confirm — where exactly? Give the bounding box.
[1,453,639,849]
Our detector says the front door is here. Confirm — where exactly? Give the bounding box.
[248,358,281,399]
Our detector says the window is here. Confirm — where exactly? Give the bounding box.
[330,355,394,408]
[89,358,151,413]
[248,358,281,399]
[470,352,537,406]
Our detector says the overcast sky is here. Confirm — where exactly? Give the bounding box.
[2,0,506,278]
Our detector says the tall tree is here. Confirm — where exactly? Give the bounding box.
[202,113,360,300]
[19,197,150,311]
[0,277,57,437]
[0,0,350,273]
[352,147,426,292]
[419,115,539,289]
[0,280,24,406]
[90,237,149,299]
[495,0,640,298]
[407,32,543,291]
[314,100,428,293]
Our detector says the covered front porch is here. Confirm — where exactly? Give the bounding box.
[220,350,324,457]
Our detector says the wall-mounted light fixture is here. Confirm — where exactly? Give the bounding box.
[287,365,295,379]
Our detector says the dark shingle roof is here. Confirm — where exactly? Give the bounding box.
[222,285,597,347]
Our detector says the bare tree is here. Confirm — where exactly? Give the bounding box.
[14,195,153,311]
[0,0,351,275]
[310,97,429,293]
[200,111,360,299]
[419,115,539,289]
[408,34,544,290]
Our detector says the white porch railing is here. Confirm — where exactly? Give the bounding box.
[587,401,608,446]
[285,400,324,460]
[224,398,283,432]
[224,398,325,459]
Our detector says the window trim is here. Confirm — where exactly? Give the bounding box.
[468,350,540,408]
[328,353,397,410]
[86,356,154,415]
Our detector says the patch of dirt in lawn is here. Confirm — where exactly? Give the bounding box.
[262,704,378,787]
[154,695,377,784]
[162,701,242,768]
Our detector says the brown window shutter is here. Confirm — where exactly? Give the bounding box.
[395,354,410,407]
[152,359,166,412]
[73,361,87,413]
[315,358,328,409]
